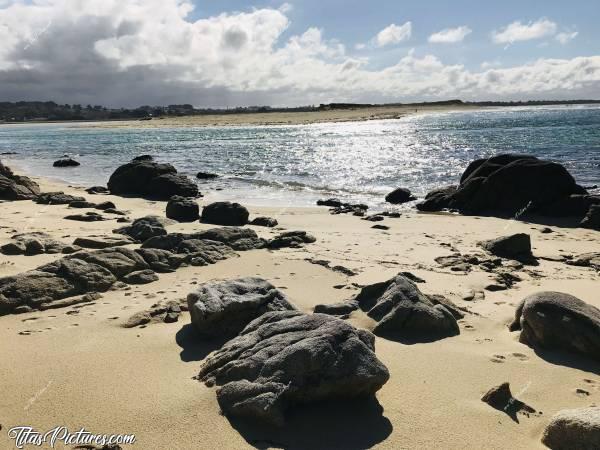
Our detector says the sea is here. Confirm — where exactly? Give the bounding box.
[1,105,599,207]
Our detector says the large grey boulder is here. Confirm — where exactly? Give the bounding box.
[107,158,198,199]
[0,161,40,200]
[114,216,172,242]
[201,201,249,226]
[542,407,600,450]
[166,196,199,222]
[187,277,296,337]
[353,274,460,341]
[478,233,536,264]
[509,292,600,361]
[197,311,390,425]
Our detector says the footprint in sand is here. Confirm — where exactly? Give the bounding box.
[490,355,506,363]
[511,352,529,362]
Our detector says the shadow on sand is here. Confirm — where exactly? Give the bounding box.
[532,347,600,375]
[227,396,393,450]
[175,324,229,362]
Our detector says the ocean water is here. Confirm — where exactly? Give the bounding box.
[1,105,599,207]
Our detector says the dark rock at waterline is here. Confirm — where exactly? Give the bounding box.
[352,274,460,341]
[36,192,85,205]
[114,216,172,242]
[201,201,249,226]
[53,158,80,168]
[417,154,588,217]
[197,310,390,426]
[385,187,416,205]
[0,161,40,200]
[317,198,343,208]
[196,172,219,180]
[509,292,600,361]
[107,159,198,200]
[268,230,316,249]
[131,154,153,162]
[166,196,199,222]
[542,407,600,450]
[85,186,109,195]
[478,233,536,264]
[187,277,297,338]
[249,216,278,227]
[581,205,600,230]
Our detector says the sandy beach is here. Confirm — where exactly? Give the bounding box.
[80,105,478,129]
[0,170,597,450]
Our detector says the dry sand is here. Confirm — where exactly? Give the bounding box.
[80,104,478,129]
[0,175,598,449]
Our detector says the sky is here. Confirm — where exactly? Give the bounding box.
[0,0,599,107]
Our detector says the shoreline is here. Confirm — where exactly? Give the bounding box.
[0,171,598,449]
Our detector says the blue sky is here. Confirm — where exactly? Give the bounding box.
[0,0,598,106]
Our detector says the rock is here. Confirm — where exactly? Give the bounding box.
[0,161,40,200]
[114,216,171,242]
[135,248,185,273]
[385,187,416,204]
[36,192,85,205]
[132,154,153,162]
[249,216,278,228]
[542,407,600,450]
[122,269,159,285]
[372,224,390,230]
[64,212,107,222]
[196,172,219,180]
[540,194,600,218]
[268,230,316,249]
[418,155,587,217]
[581,205,600,230]
[509,292,600,361]
[1,232,67,256]
[478,233,536,264]
[85,186,109,194]
[68,200,97,208]
[74,247,149,278]
[166,196,199,222]
[363,215,384,222]
[567,253,600,271]
[104,208,127,216]
[187,277,297,337]
[201,201,249,226]
[481,382,537,420]
[73,235,136,249]
[317,198,343,208]
[53,158,80,167]
[95,201,117,210]
[197,311,390,425]
[314,300,359,316]
[164,311,179,323]
[352,274,460,341]
[107,159,198,199]
[142,227,265,253]
[123,300,184,328]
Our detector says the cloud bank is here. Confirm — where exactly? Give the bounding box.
[0,1,598,107]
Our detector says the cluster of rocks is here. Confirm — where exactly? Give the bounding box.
[0,161,40,200]
[165,199,278,227]
[107,156,198,200]
[317,198,369,216]
[124,299,186,327]
[314,273,463,341]
[0,232,77,256]
[417,154,599,229]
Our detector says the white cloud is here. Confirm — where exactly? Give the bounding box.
[0,1,598,106]
[428,26,472,44]
[555,31,578,44]
[492,18,557,44]
[375,22,412,47]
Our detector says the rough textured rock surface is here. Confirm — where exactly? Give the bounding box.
[166,196,199,222]
[36,192,85,205]
[478,233,536,264]
[352,274,460,341]
[268,230,316,249]
[509,292,600,361]
[567,252,600,271]
[385,187,416,204]
[197,311,390,425]
[122,269,159,285]
[114,216,172,242]
[53,158,80,167]
[187,277,297,337]
[142,227,265,252]
[0,161,40,200]
[249,216,278,228]
[73,235,136,249]
[107,158,198,199]
[85,186,109,195]
[201,201,249,226]
[417,154,588,217]
[542,407,600,450]
[64,212,107,222]
[581,205,600,230]
[1,232,69,255]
